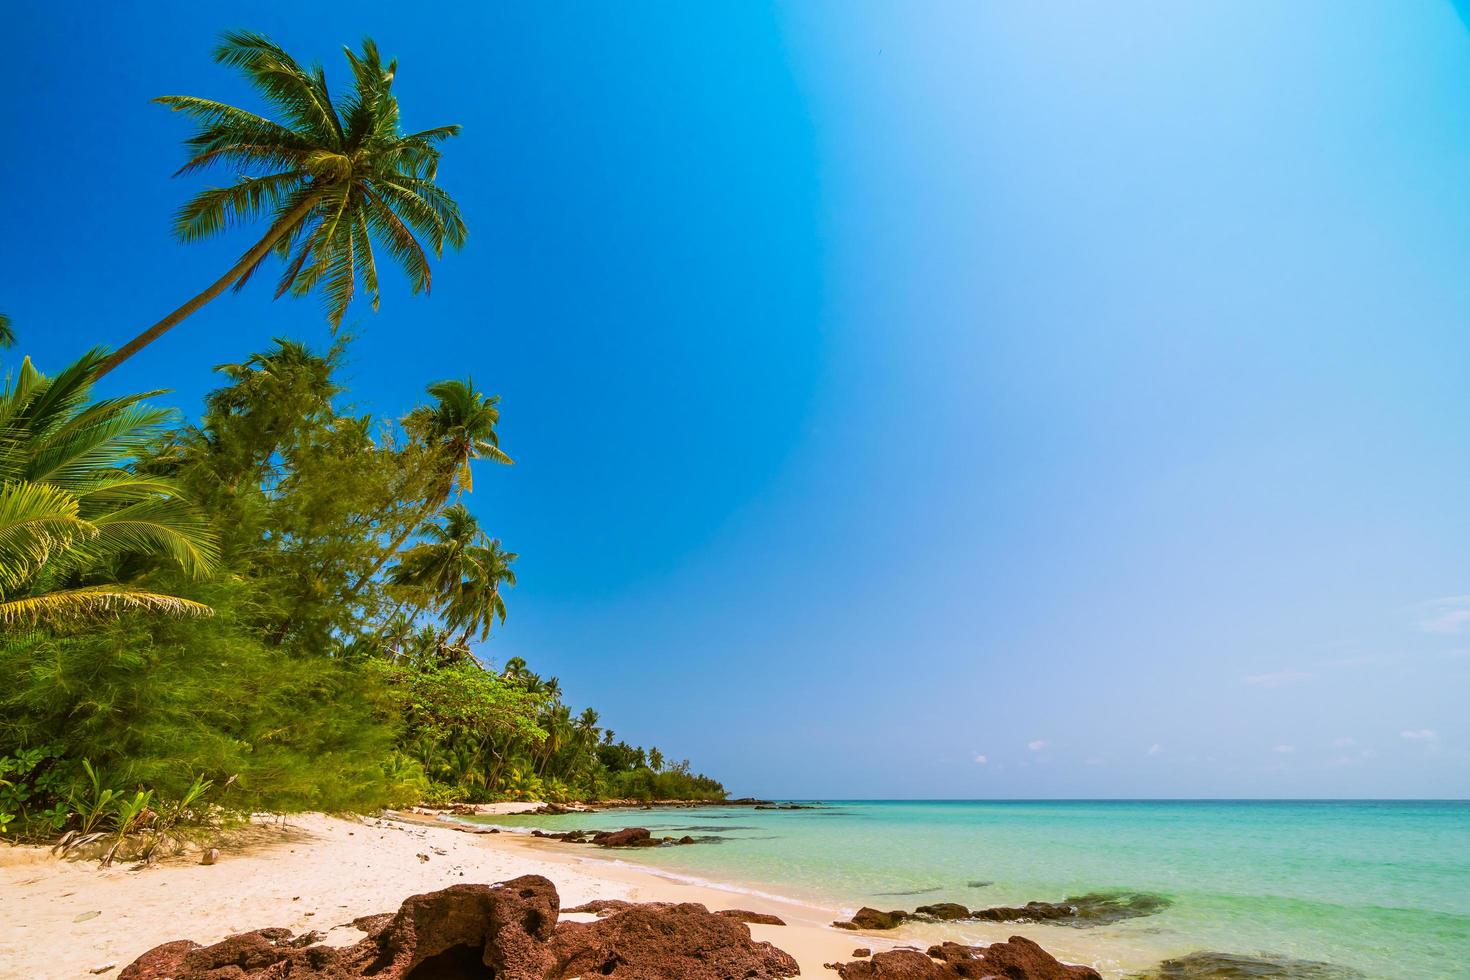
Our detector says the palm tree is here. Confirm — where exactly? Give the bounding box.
[0,351,219,625]
[348,379,511,595]
[97,31,467,377]
[404,379,513,502]
[0,314,14,349]
[383,502,482,627]
[387,503,482,598]
[444,538,517,644]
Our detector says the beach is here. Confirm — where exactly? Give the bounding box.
[0,809,898,979]
[4,800,1467,978]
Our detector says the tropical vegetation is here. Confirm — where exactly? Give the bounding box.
[0,30,725,853]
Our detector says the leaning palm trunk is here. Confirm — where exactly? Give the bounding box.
[96,194,322,378]
[99,31,467,378]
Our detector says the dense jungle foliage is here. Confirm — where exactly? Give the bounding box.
[0,30,726,848]
[0,338,726,844]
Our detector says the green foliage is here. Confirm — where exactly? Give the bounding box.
[0,350,218,626]
[1,334,725,856]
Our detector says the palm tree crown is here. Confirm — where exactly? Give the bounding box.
[0,351,219,625]
[404,379,513,503]
[99,31,467,375]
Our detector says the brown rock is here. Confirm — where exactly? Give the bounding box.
[913,903,969,921]
[564,898,638,916]
[120,877,800,980]
[716,909,786,926]
[830,937,1101,979]
[853,947,872,957]
[199,848,219,866]
[548,901,798,979]
[117,940,199,980]
[969,892,1168,928]
[832,907,908,930]
[979,936,1102,979]
[591,827,653,847]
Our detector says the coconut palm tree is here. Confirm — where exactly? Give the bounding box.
[0,351,219,625]
[347,379,511,595]
[97,31,467,377]
[387,503,482,598]
[444,538,517,644]
[0,314,14,349]
[404,379,513,503]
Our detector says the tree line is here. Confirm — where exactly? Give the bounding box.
[0,30,725,846]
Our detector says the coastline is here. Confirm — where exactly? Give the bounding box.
[0,811,906,979]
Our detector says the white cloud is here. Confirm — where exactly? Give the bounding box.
[973,754,988,765]
[1027,740,1048,752]
[1417,596,1470,634]
[1331,736,1356,749]
[1147,743,1162,756]
[1244,671,1314,688]
[1400,729,1438,741]
[1273,744,1295,753]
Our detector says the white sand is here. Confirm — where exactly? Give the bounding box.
[0,812,901,979]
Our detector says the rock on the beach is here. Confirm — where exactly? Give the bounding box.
[119,876,800,980]
[591,827,655,847]
[827,937,1101,979]
[912,902,970,921]
[715,908,787,925]
[970,892,1170,928]
[833,907,908,930]
[564,898,639,916]
[550,901,799,979]
[199,848,219,866]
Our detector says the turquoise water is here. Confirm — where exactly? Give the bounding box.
[480,800,1470,979]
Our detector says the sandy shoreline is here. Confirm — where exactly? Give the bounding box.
[0,810,902,979]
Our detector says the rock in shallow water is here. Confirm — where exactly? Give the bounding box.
[912,902,970,921]
[833,907,909,930]
[826,937,1101,979]
[972,891,1171,928]
[118,875,799,979]
[1130,951,1366,979]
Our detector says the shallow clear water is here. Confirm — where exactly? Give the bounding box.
[480,800,1470,979]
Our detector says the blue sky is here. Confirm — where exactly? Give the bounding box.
[6,2,1469,798]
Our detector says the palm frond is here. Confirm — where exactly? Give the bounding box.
[0,586,213,628]
[0,481,94,591]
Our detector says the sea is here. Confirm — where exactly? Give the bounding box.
[476,800,1470,979]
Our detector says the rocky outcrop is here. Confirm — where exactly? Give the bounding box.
[531,826,699,848]
[971,892,1169,927]
[912,902,970,921]
[1133,951,1365,978]
[833,907,908,930]
[715,909,786,925]
[592,827,654,847]
[837,891,1169,930]
[120,876,799,980]
[825,937,1101,979]
[549,901,798,979]
[564,898,639,916]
